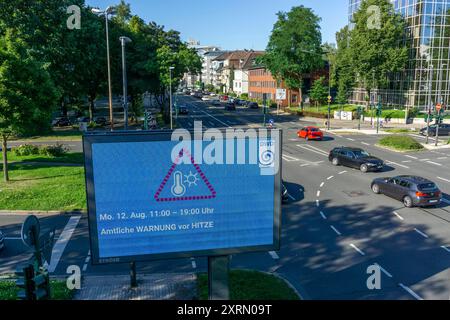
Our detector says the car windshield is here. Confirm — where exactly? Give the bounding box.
[309,128,319,132]
[353,150,370,158]
[418,183,437,191]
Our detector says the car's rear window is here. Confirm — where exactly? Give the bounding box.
[418,183,437,191]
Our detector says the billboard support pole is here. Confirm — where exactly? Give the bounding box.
[208,255,230,300]
[130,261,137,288]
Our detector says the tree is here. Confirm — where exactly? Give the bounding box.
[309,77,328,110]
[0,33,59,181]
[349,0,408,105]
[262,6,324,109]
[334,26,354,105]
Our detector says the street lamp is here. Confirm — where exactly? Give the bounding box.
[169,66,175,130]
[120,36,132,131]
[92,6,116,131]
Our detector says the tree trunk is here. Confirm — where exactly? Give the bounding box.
[299,86,303,111]
[2,135,9,182]
[89,96,95,122]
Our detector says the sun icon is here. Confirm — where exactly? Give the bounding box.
[184,171,199,187]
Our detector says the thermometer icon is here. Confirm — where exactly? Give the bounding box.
[171,171,186,197]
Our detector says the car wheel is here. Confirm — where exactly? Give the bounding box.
[332,158,339,166]
[372,184,380,194]
[403,196,413,208]
[360,164,368,173]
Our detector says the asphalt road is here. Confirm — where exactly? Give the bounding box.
[1,95,449,300]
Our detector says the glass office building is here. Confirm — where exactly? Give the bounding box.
[348,0,450,109]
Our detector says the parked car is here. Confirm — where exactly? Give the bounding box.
[178,105,189,115]
[211,98,221,106]
[220,95,229,102]
[371,175,442,207]
[420,124,450,136]
[329,147,384,172]
[297,126,323,141]
[52,117,71,127]
[201,96,211,101]
[77,116,90,123]
[248,102,259,109]
[0,230,4,252]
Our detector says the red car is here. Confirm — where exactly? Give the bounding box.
[297,126,324,141]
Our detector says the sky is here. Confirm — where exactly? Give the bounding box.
[86,0,349,50]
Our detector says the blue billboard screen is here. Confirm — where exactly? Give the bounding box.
[84,131,281,264]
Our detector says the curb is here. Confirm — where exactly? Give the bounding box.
[0,210,85,216]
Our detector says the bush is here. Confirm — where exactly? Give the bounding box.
[13,144,39,156]
[378,135,424,151]
[240,93,249,100]
[39,143,68,157]
[301,110,328,119]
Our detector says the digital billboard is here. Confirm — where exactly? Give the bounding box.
[83,130,281,264]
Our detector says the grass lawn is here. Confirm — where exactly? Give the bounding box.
[384,128,417,134]
[197,270,299,300]
[0,280,74,300]
[11,129,82,142]
[378,135,424,152]
[0,161,85,211]
[8,152,84,164]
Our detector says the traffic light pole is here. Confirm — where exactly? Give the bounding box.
[435,109,441,147]
[426,106,431,144]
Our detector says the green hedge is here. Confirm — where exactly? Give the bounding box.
[378,135,424,151]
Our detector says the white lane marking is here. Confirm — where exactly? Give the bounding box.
[404,155,418,160]
[349,243,365,256]
[361,142,370,146]
[386,161,410,169]
[320,211,327,220]
[282,155,300,162]
[402,160,412,163]
[420,158,430,161]
[414,228,429,239]
[330,225,341,236]
[338,171,347,175]
[335,135,343,138]
[82,264,88,272]
[196,108,233,128]
[289,139,298,141]
[441,246,450,253]
[269,251,280,260]
[437,157,448,160]
[4,237,22,240]
[426,161,442,166]
[347,138,355,141]
[320,182,325,188]
[316,200,320,207]
[327,176,334,180]
[288,193,296,201]
[393,211,404,221]
[316,190,321,197]
[300,164,309,167]
[437,176,450,183]
[296,144,328,157]
[48,215,81,273]
[399,283,423,300]
[208,121,215,127]
[374,263,393,278]
[190,258,197,269]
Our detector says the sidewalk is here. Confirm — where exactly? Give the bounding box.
[74,273,197,300]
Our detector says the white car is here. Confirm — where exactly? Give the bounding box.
[201,96,211,101]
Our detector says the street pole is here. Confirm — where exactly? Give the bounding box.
[328,63,331,131]
[435,63,446,146]
[120,36,132,131]
[169,67,174,130]
[105,13,114,131]
[426,64,434,144]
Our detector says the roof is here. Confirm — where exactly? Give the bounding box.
[242,52,265,70]
[397,176,434,183]
[212,52,232,61]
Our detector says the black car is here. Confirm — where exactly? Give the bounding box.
[329,147,384,172]
[52,117,71,127]
[248,102,259,109]
[420,124,450,136]
[0,230,4,252]
[282,183,289,203]
[371,176,442,207]
[94,117,107,126]
[225,101,236,111]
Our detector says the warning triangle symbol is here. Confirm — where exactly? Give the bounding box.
[154,148,217,202]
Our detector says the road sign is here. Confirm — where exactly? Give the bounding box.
[21,215,40,247]
[276,89,286,101]
[83,130,282,264]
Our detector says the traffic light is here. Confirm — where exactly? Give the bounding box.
[16,264,35,300]
[327,96,332,104]
[16,264,50,300]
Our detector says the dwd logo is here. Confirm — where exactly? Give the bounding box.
[67,5,81,30]
[367,5,381,30]
[66,265,81,290]
[366,264,381,290]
